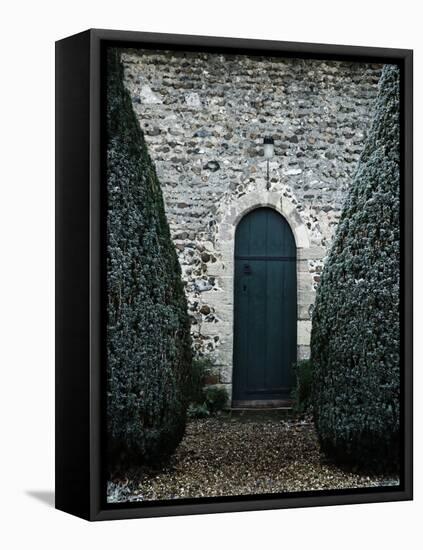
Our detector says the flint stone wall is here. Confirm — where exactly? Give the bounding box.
[121,49,383,399]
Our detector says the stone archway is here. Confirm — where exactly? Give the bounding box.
[212,191,318,405]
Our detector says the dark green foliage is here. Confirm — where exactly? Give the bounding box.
[188,357,213,405]
[204,386,229,413]
[106,49,192,468]
[291,360,313,413]
[187,403,210,419]
[311,65,400,471]
[187,356,228,415]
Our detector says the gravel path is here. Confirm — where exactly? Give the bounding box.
[107,415,399,503]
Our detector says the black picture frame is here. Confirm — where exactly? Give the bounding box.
[55,28,413,521]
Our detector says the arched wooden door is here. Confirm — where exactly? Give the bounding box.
[233,207,297,405]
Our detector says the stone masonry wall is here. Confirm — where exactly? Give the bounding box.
[121,48,383,398]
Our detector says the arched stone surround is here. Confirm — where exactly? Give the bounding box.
[202,191,324,401]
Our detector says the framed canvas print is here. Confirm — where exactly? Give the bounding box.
[55,29,413,521]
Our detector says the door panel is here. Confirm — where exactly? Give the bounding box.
[233,208,297,402]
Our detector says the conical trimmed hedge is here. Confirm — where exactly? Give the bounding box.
[106,49,192,468]
[311,65,400,471]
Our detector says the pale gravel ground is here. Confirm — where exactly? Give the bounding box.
[107,415,399,503]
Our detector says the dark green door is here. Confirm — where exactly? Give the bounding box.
[233,208,297,404]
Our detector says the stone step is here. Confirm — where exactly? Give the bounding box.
[225,408,296,422]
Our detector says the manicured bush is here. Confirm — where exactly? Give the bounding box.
[311,65,400,471]
[106,49,192,468]
[291,360,313,413]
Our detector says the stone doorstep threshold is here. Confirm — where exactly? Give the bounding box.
[230,399,294,410]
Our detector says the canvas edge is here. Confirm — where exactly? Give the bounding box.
[55,28,413,521]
